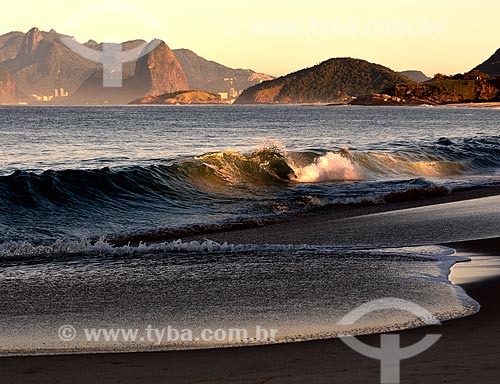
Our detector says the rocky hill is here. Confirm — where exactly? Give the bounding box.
[173,48,274,94]
[235,58,412,104]
[398,70,431,83]
[130,90,228,105]
[475,48,500,77]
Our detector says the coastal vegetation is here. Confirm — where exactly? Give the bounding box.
[352,71,500,105]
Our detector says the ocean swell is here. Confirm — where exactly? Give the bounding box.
[1,136,500,244]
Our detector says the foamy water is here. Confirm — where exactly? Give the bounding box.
[292,151,365,182]
[0,241,479,354]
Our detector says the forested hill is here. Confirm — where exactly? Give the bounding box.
[235,58,412,104]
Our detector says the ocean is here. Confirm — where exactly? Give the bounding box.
[0,105,499,354]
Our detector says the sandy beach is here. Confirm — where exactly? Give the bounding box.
[1,188,499,383]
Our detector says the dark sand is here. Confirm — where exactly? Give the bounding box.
[188,186,500,247]
[1,188,500,383]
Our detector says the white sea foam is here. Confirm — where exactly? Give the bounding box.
[0,238,459,262]
[292,151,366,182]
[0,239,480,356]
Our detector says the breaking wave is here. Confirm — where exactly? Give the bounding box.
[1,135,500,243]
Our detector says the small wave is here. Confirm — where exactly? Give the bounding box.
[0,238,341,260]
[0,237,460,261]
[0,239,247,259]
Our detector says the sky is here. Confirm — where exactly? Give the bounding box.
[2,0,500,77]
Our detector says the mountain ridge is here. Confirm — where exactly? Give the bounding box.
[1,27,499,106]
[475,48,500,77]
[0,27,97,97]
[173,48,274,95]
[0,27,272,105]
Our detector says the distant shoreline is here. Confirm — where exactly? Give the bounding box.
[442,101,500,109]
[3,101,500,108]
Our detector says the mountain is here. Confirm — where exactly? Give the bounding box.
[173,48,274,95]
[0,28,188,105]
[0,28,96,97]
[235,58,413,104]
[69,40,189,105]
[0,28,271,104]
[0,70,17,104]
[398,70,431,83]
[474,48,500,77]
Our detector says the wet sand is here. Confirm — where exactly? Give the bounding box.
[187,186,500,247]
[1,189,500,383]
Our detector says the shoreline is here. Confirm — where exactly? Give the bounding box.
[3,102,500,108]
[1,191,500,382]
[184,185,500,247]
[0,246,498,383]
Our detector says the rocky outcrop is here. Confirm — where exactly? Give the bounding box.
[130,90,227,105]
[350,93,435,106]
[351,73,500,106]
[134,40,189,97]
[17,27,43,63]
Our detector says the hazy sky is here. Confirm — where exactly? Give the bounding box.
[3,0,499,77]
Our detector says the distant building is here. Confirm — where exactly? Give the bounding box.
[31,94,54,102]
[218,92,229,100]
[229,88,238,98]
[31,88,68,104]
